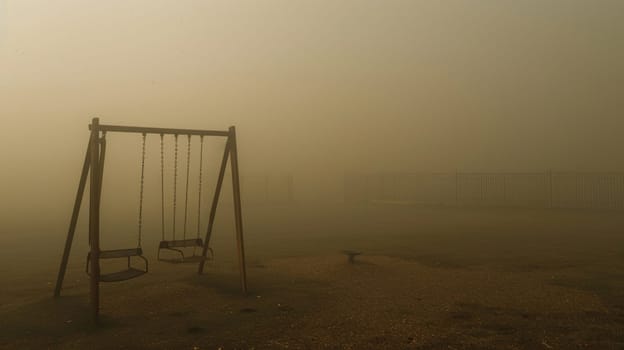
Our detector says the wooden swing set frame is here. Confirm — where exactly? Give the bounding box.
[53,118,247,323]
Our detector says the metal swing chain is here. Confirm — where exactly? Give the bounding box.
[137,133,147,248]
[172,134,179,241]
[183,135,191,240]
[160,134,165,241]
[196,135,204,238]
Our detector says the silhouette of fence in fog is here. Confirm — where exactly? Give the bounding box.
[223,174,294,205]
[344,172,624,210]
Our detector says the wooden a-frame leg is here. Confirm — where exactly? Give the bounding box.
[228,126,247,294]
[54,139,91,298]
[198,138,230,274]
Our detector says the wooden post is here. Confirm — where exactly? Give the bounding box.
[98,134,107,201]
[228,126,248,294]
[54,140,91,297]
[198,139,230,274]
[89,118,101,323]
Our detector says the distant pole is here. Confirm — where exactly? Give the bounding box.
[265,174,270,204]
[455,170,460,205]
[483,174,488,204]
[548,170,553,209]
[502,173,507,206]
[394,173,399,201]
[287,174,294,203]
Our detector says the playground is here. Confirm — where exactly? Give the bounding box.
[0,120,622,349]
[3,1,624,348]
[2,202,624,349]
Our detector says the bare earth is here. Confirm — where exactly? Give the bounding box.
[1,204,623,349]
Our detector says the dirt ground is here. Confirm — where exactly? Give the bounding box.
[1,204,624,349]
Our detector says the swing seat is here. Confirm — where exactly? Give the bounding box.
[86,248,148,282]
[157,239,213,263]
[158,238,204,249]
[99,247,144,259]
[99,267,147,282]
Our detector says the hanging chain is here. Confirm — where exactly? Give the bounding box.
[183,134,191,240]
[197,135,204,238]
[137,133,147,248]
[172,134,178,241]
[160,134,165,241]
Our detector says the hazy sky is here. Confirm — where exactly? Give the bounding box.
[1,1,623,231]
[2,0,623,171]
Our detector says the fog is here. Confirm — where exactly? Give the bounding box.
[1,1,623,241]
[0,0,622,232]
[2,1,624,347]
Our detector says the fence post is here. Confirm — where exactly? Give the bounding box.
[502,173,507,206]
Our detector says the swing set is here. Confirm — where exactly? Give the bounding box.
[157,133,214,264]
[54,118,247,322]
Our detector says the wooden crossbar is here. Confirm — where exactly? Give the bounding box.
[90,124,229,137]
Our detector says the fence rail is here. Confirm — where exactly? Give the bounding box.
[220,174,295,206]
[345,172,624,210]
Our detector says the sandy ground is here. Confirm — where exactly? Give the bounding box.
[1,204,624,349]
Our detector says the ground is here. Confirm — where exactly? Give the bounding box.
[1,204,623,349]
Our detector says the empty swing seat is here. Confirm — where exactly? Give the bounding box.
[158,239,212,263]
[159,238,204,249]
[86,247,148,282]
[98,267,146,283]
